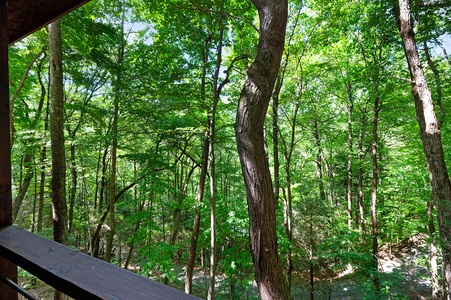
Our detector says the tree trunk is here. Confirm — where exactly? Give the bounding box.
[272,88,280,205]
[49,19,68,247]
[312,118,326,202]
[124,200,145,269]
[346,82,354,231]
[234,0,291,298]
[49,19,68,300]
[371,95,381,293]
[104,100,118,263]
[282,186,293,292]
[428,200,441,300]
[309,218,314,300]
[91,181,136,258]
[279,100,300,293]
[170,164,194,246]
[207,25,228,300]
[66,103,86,233]
[105,12,126,262]
[12,152,33,221]
[357,115,366,234]
[185,33,212,294]
[68,143,77,233]
[97,143,109,213]
[185,132,209,294]
[393,1,451,296]
[208,114,216,300]
[37,58,50,233]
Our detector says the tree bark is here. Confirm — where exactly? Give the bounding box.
[357,114,366,234]
[428,200,441,300]
[68,143,77,233]
[371,95,381,293]
[185,33,211,294]
[312,118,325,202]
[49,19,68,246]
[393,0,451,296]
[37,56,49,233]
[234,0,291,298]
[124,200,145,269]
[279,100,300,293]
[90,181,137,257]
[185,131,209,294]
[49,19,68,300]
[104,100,118,263]
[208,112,216,300]
[105,10,126,262]
[185,31,211,294]
[12,152,33,221]
[346,82,354,231]
[207,25,228,300]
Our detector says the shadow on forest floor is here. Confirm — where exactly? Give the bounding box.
[17,235,433,299]
[185,234,433,299]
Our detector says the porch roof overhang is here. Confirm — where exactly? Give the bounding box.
[8,0,91,45]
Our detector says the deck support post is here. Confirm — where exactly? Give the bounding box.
[0,0,18,299]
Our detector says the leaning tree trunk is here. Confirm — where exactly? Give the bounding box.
[49,19,68,300]
[234,0,291,299]
[393,0,451,297]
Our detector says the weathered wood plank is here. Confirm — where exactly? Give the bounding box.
[8,0,91,44]
[0,226,201,300]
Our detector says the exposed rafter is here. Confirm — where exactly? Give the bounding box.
[8,0,90,45]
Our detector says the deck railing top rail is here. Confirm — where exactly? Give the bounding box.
[0,225,200,300]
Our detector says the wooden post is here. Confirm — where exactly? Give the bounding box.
[0,0,18,299]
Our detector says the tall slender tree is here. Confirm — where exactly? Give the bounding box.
[235,0,292,298]
[49,19,68,300]
[392,0,451,296]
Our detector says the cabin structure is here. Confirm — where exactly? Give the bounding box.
[0,1,198,299]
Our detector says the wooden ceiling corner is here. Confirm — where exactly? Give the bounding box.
[8,0,91,45]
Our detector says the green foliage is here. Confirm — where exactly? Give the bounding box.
[10,0,451,297]
[139,241,179,282]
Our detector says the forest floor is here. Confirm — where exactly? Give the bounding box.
[187,234,433,299]
[290,234,432,299]
[18,234,433,299]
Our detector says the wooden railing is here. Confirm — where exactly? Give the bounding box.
[0,225,200,299]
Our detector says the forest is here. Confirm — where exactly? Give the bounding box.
[7,0,451,299]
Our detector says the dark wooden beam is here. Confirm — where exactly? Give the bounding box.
[0,1,17,299]
[8,0,91,44]
[0,226,201,300]
[0,0,11,227]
